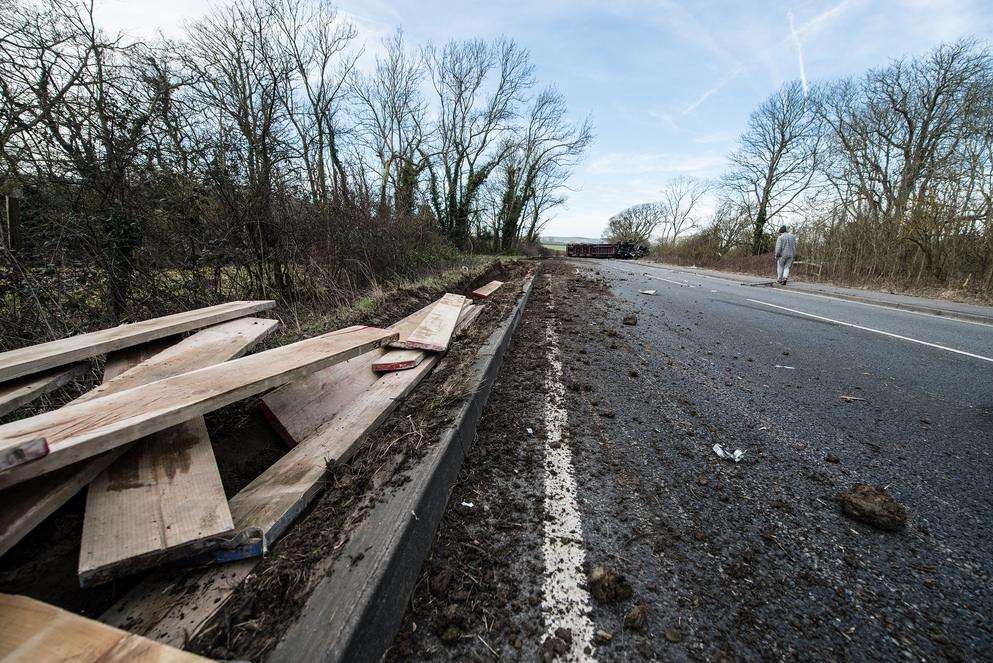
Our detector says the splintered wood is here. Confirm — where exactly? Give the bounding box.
[0,300,274,382]
[0,325,396,488]
[0,593,209,662]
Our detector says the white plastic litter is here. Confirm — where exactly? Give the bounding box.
[526,427,534,435]
[639,289,657,295]
[461,501,475,508]
[774,364,796,369]
[713,443,745,463]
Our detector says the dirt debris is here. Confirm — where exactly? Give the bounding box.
[588,564,633,604]
[837,484,908,531]
[622,314,638,326]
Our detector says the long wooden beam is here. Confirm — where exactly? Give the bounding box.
[0,325,395,487]
[0,593,210,662]
[0,318,279,558]
[0,300,274,383]
[389,293,466,352]
[373,305,482,372]
[0,364,87,418]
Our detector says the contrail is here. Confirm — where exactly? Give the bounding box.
[787,10,808,99]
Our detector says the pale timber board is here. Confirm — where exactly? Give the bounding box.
[233,304,482,546]
[373,304,482,372]
[0,321,373,488]
[261,301,459,445]
[79,419,234,586]
[100,305,486,645]
[470,279,503,300]
[0,300,275,383]
[101,560,257,648]
[0,318,278,558]
[260,351,381,446]
[0,364,88,418]
[0,593,209,662]
[393,293,467,352]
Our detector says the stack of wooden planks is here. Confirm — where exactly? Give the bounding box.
[0,288,489,654]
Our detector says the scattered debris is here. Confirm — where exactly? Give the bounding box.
[837,484,908,531]
[639,290,657,296]
[460,501,475,508]
[840,395,867,402]
[527,427,534,435]
[713,443,745,463]
[825,454,840,464]
[595,630,613,644]
[588,565,633,604]
[622,314,638,326]
[539,635,569,663]
[774,365,795,370]
[624,603,647,631]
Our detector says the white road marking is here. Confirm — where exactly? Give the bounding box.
[765,286,993,328]
[747,298,993,363]
[541,287,597,661]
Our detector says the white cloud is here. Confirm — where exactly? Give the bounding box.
[586,151,727,177]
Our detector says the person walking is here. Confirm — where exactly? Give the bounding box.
[774,226,797,285]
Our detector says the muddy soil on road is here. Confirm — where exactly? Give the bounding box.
[390,260,991,661]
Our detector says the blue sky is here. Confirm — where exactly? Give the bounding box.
[99,0,993,238]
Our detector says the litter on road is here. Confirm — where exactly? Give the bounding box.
[639,289,657,295]
[713,443,745,463]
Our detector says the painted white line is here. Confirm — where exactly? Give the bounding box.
[541,287,597,661]
[767,287,993,329]
[747,298,993,364]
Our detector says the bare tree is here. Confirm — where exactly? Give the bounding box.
[725,80,821,254]
[493,87,591,251]
[352,29,427,219]
[421,38,533,248]
[657,175,709,246]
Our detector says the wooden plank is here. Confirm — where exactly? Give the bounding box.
[470,279,503,300]
[260,300,464,445]
[0,318,279,558]
[371,348,424,372]
[260,352,381,447]
[100,303,488,644]
[390,293,466,352]
[0,593,209,662]
[0,325,395,487]
[79,419,233,586]
[0,363,88,418]
[0,300,274,383]
[373,305,482,372]
[233,304,483,549]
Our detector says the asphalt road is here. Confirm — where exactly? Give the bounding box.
[392,260,993,661]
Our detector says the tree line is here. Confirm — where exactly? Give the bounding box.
[608,40,993,295]
[0,0,591,340]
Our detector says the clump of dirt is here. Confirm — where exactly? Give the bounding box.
[622,314,638,325]
[624,603,648,631]
[588,564,633,604]
[837,484,908,531]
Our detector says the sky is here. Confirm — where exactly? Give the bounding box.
[96,0,993,239]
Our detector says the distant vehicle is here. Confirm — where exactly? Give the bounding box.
[566,241,647,259]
